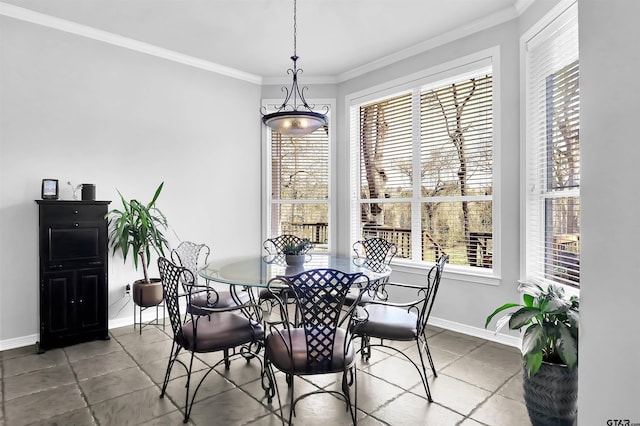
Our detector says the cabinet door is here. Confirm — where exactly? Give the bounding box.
[76,268,106,331]
[41,271,75,339]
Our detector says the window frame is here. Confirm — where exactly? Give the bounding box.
[261,98,337,254]
[346,48,501,285]
[520,0,580,294]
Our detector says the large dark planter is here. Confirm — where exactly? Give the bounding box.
[132,278,163,307]
[523,361,578,426]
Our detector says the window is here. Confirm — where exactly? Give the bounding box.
[524,2,580,288]
[351,64,494,273]
[265,105,332,252]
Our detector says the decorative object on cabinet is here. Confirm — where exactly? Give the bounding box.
[36,200,111,352]
[41,179,59,200]
[485,282,579,426]
[81,183,96,201]
[106,183,169,333]
[67,181,82,200]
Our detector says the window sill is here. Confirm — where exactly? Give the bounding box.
[390,259,501,286]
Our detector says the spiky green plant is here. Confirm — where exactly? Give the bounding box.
[282,238,312,255]
[485,282,579,377]
[106,182,169,283]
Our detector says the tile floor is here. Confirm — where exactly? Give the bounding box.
[0,323,530,425]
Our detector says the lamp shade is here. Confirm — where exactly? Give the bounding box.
[262,110,328,136]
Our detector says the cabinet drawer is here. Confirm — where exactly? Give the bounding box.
[40,204,107,223]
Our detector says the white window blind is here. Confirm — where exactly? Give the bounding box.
[269,125,330,251]
[421,75,493,266]
[353,69,494,270]
[525,3,580,288]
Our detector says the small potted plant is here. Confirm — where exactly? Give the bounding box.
[485,281,579,426]
[282,238,312,266]
[107,182,169,307]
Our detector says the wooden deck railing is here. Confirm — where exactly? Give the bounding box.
[281,222,494,268]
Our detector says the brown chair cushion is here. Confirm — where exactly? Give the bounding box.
[181,312,264,352]
[187,290,249,316]
[353,304,418,341]
[265,328,354,374]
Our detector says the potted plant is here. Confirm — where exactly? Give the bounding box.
[107,182,169,307]
[485,282,579,426]
[282,238,312,266]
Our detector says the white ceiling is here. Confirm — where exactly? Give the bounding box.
[2,0,523,81]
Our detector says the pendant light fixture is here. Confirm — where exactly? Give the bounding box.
[261,0,328,136]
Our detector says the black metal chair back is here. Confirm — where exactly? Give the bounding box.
[418,254,447,336]
[353,237,397,266]
[171,241,210,286]
[286,269,365,372]
[158,256,191,347]
[264,234,310,255]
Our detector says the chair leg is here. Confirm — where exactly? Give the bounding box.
[423,338,437,377]
[288,373,296,425]
[262,357,285,426]
[182,352,196,423]
[359,335,372,360]
[224,349,230,369]
[350,365,358,424]
[161,341,181,398]
[415,337,434,402]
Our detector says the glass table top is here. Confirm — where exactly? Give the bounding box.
[199,254,391,288]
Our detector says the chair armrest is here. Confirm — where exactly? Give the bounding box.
[362,280,428,308]
[382,281,427,291]
[364,298,426,309]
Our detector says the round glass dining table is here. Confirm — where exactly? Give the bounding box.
[199,254,391,288]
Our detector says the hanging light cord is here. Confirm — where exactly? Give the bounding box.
[293,0,297,59]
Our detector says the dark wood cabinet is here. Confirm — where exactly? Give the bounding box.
[36,200,110,351]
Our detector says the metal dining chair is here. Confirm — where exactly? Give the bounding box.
[158,257,264,423]
[171,241,247,318]
[351,254,448,402]
[259,235,312,309]
[262,268,371,425]
[345,237,398,306]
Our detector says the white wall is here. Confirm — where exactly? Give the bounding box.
[0,16,263,345]
[579,0,640,421]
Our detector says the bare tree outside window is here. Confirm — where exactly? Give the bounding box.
[357,73,493,268]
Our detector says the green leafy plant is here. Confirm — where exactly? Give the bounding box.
[107,182,169,283]
[282,238,312,255]
[485,282,579,377]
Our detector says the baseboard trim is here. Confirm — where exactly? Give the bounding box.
[429,315,521,349]
[0,334,39,351]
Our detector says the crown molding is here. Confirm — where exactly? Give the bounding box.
[0,2,262,85]
[1,1,529,86]
[336,5,518,83]
[515,0,536,15]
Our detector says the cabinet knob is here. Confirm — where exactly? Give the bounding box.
[74,223,79,227]
[70,300,75,304]
[74,210,78,214]
[78,298,83,303]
